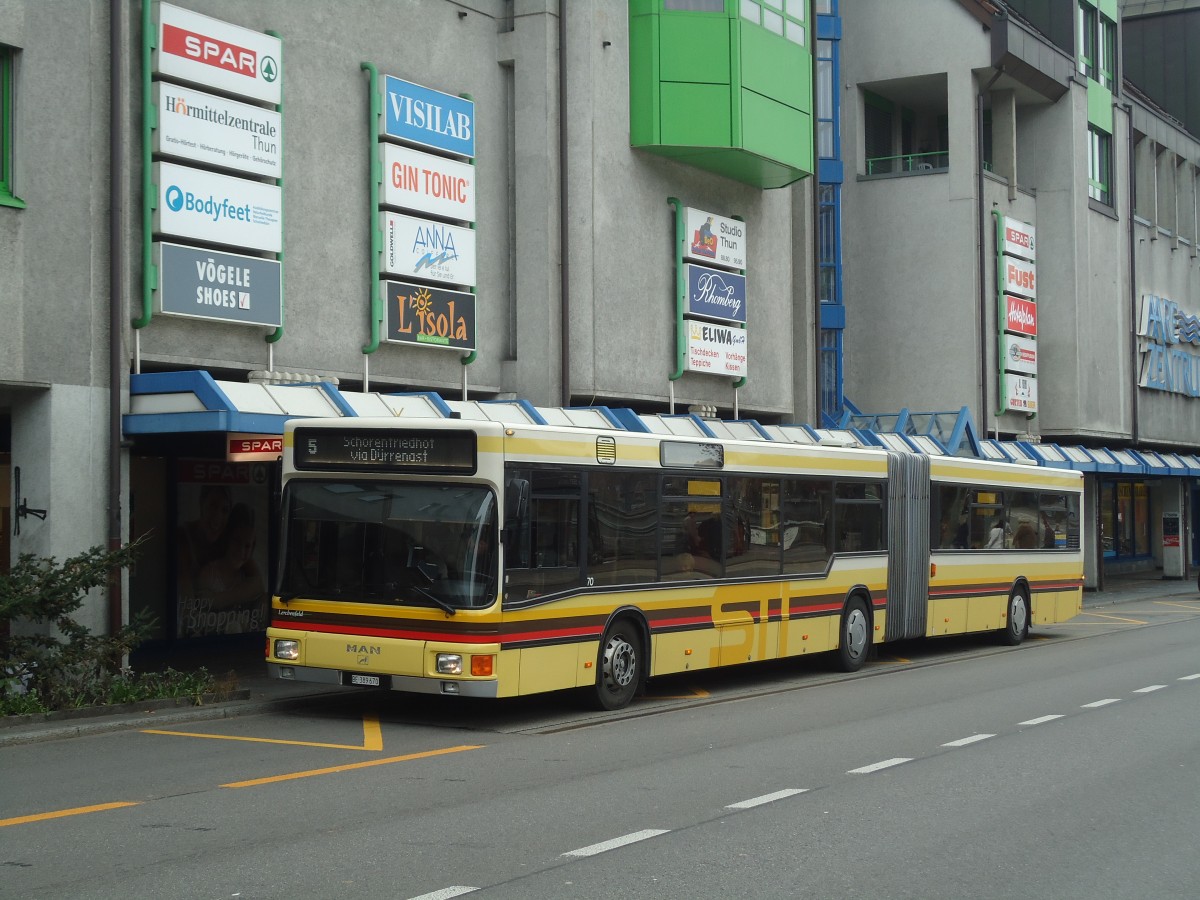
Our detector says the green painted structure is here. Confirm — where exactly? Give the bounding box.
[628,0,813,189]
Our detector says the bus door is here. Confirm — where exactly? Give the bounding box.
[885,452,931,640]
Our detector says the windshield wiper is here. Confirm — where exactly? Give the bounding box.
[409,584,457,617]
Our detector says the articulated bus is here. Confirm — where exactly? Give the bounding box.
[267,416,1084,710]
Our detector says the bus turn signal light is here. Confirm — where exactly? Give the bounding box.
[471,655,494,677]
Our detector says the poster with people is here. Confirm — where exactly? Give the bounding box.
[175,460,270,638]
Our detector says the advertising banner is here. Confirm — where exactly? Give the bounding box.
[382,212,477,286]
[1003,216,1036,261]
[1004,294,1038,336]
[684,207,747,270]
[1002,334,1038,375]
[155,162,282,253]
[154,83,282,178]
[227,434,284,462]
[381,74,475,158]
[685,264,747,324]
[685,321,748,377]
[155,2,281,105]
[382,143,476,222]
[154,242,282,327]
[1002,256,1037,299]
[175,459,271,637]
[384,280,476,351]
[1003,374,1038,413]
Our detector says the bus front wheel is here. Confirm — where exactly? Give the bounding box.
[836,597,871,672]
[592,619,643,711]
[999,588,1029,646]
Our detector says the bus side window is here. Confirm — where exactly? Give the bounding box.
[504,468,582,600]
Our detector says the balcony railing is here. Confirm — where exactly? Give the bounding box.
[865,151,949,176]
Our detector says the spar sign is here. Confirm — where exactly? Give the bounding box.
[155,3,281,105]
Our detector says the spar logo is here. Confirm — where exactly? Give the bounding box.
[162,23,277,83]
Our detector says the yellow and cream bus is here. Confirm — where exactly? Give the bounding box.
[266,415,1084,710]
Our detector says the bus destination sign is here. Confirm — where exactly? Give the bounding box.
[294,428,477,473]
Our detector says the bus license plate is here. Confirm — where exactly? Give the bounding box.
[350,674,380,686]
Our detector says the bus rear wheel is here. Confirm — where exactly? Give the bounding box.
[592,619,643,711]
[836,597,871,672]
[999,588,1029,646]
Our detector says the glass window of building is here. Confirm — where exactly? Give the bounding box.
[1078,1,1097,80]
[1089,125,1112,205]
[1,46,16,206]
[1098,15,1116,89]
[742,0,807,45]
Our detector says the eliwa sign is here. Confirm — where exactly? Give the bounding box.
[997,216,1038,414]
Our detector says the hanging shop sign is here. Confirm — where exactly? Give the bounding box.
[1001,255,1037,300]
[381,212,477,286]
[382,143,476,222]
[1002,334,1038,376]
[685,264,747,324]
[1003,373,1038,413]
[155,2,281,105]
[153,84,282,179]
[154,242,282,327]
[384,280,476,351]
[684,207,747,270]
[1002,217,1036,261]
[685,321,748,377]
[381,74,475,158]
[1004,294,1037,337]
[155,162,282,253]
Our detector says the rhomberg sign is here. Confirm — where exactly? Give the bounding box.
[384,281,476,351]
[155,3,281,105]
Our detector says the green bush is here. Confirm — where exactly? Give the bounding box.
[0,539,215,716]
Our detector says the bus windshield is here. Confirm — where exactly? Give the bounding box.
[278,480,498,611]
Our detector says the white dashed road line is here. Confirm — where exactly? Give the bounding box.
[1081,698,1121,708]
[941,733,995,748]
[726,788,809,810]
[562,829,670,858]
[407,888,478,900]
[1179,673,1200,681]
[1133,684,1167,693]
[1018,714,1064,726]
[848,757,912,774]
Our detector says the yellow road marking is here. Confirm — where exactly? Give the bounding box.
[874,655,910,664]
[1153,600,1200,611]
[0,801,140,829]
[222,744,484,788]
[144,713,384,752]
[1074,612,1147,625]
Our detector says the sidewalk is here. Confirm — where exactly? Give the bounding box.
[3,574,1196,747]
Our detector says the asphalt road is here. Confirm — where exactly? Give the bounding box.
[3,595,1199,899]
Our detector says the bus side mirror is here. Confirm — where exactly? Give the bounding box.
[505,478,529,523]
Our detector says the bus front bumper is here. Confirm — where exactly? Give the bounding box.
[266,662,501,698]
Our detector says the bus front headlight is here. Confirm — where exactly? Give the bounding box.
[274,639,300,661]
[436,653,464,675]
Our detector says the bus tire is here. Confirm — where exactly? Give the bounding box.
[999,587,1029,646]
[592,618,643,711]
[836,597,871,672]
